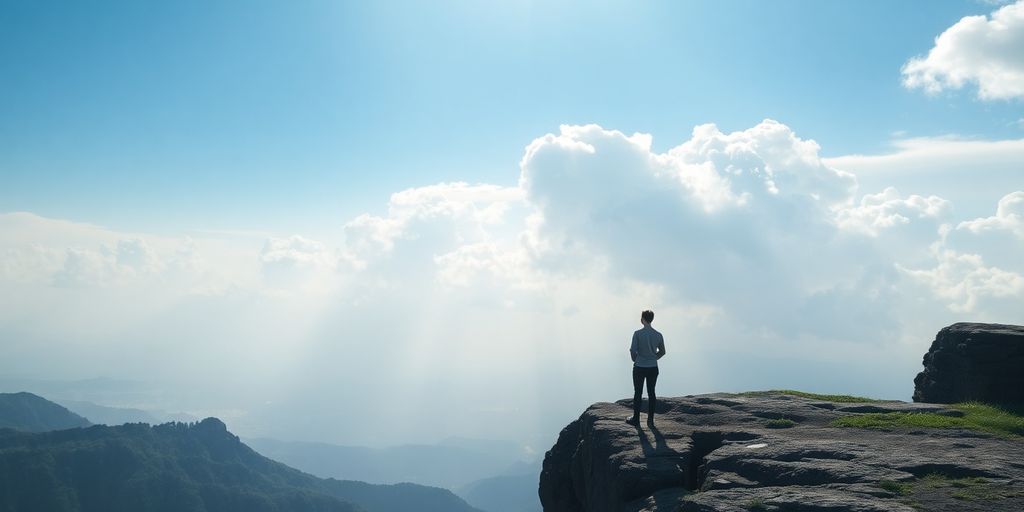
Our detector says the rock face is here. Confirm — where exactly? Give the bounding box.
[913,322,1024,404]
[539,393,1024,512]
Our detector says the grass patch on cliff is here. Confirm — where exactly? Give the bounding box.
[738,389,885,403]
[918,474,1021,501]
[886,473,1024,508]
[878,479,912,495]
[745,498,769,510]
[833,402,1024,437]
[764,418,797,429]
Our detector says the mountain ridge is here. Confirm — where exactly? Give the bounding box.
[246,436,542,512]
[0,404,481,512]
[58,399,198,426]
[0,391,91,432]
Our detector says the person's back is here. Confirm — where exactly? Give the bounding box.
[631,326,663,368]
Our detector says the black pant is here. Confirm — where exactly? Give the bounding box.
[632,366,659,418]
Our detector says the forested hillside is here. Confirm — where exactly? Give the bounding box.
[0,415,479,512]
[0,392,91,432]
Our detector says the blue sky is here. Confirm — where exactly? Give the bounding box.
[2,0,1020,234]
[1,1,1023,447]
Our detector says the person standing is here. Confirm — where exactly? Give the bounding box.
[626,310,665,426]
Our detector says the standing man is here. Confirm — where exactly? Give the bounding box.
[627,310,665,426]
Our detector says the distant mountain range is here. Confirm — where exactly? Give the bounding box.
[0,391,539,512]
[58,399,198,425]
[458,472,542,512]
[0,392,480,512]
[246,437,542,512]
[246,437,522,489]
[0,391,91,432]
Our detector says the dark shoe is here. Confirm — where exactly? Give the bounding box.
[625,416,640,426]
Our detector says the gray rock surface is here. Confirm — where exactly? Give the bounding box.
[539,393,1024,512]
[913,322,1024,404]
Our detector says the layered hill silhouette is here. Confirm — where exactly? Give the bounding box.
[248,437,542,512]
[458,472,542,512]
[246,437,529,490]
[58,399,198,426]
[0,392,91,432]
[247,437,542,512]
[0,394,480,512]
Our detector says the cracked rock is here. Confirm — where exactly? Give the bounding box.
[538,392,1024,512]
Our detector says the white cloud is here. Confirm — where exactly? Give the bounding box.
[823,136,1024,221]
[670,120,857,205]
[0,245,63,284]
[0,212,257,292]
[957,190,1024,237]
[1,120,1022,446]
[901,244,1024,313]
[261,236,332,267]
[836,187,951,236]
[169,237,204,273]
[49,238,163,288]
[260,235,337,291]
[825,136,1024,173]
[343,183,524,265]
[899,192,1024,313]
[517,120,943,339]
[52,247,118,288]
[942,191,1024,291]
[340,182,530,293]
[114,238,163,275]
[902,0,1024,100]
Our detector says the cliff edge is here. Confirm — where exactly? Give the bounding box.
[539,392,1024,512]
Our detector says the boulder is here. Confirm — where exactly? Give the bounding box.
[539,393,1024,512]
[913,322,1024,404]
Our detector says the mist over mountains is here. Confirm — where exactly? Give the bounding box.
[0,392,90,432]
[59,400,198,426]
[0,391,540,512]
[0,392,484,512]
[458,473,542,512]
[247,437,542,512]
[246,437,532,490]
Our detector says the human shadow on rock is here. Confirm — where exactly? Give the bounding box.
[636,424,679,457]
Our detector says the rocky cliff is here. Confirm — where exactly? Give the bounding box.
[913,322,1024,404]
[539,392,1024,512]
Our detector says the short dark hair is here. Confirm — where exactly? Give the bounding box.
[641,310,654,323]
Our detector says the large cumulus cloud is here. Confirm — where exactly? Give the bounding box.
[902,0,1024,100]
[517,121,950,341]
